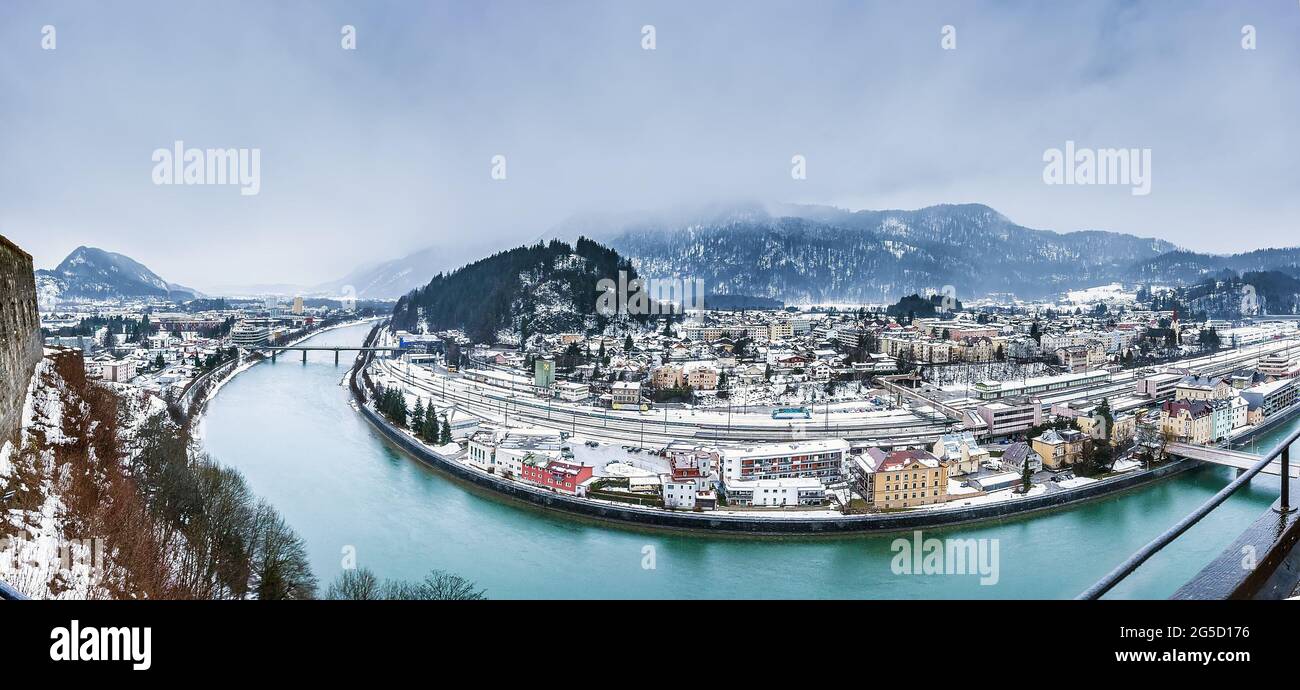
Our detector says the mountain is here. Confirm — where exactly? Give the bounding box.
[35,246,201,303]
[602,203,1179,303]
[315,247,444,300]
[1167,270,1300,319]
[391,238,645,344]
[315,242,499,300]
[1130,247,1300,285]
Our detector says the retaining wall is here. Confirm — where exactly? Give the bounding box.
[0,234,43,445]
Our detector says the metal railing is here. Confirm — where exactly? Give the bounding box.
[1077,426,1299,599]
[0,578,26,600]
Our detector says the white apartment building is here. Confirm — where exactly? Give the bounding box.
[467,427,564,479]
[1040,332,1097,352]
[101,360,137,383]
[718,439,849,485]
[554,381,590,402]
[977,398,1042,436]
[724,477,827,507]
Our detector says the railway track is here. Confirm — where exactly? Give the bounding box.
[373,360,955,447]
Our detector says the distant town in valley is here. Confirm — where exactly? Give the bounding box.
[17,227,1300,522]
[5,2,1300,620]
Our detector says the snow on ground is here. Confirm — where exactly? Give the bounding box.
[0,440,14,486]
[433,442,461,455]
[917,483,1048,510]
[1110,459,1141,474]
[1065,283,1135,305]
[947,477,981,496]
[1,358,110,599]
[569,442,671,476]
[1056,476,1099,489]
[601,461,658,478]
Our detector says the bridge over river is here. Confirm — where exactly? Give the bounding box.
[1168,442,1300,478]
[257,345,406,365]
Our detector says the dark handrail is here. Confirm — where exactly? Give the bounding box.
[1077,425,1300,599]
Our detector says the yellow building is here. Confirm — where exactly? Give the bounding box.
[852,448,949,510]
[1031,429,1088,470]
[1076,411,1136,445]
[1158,400,1213,444]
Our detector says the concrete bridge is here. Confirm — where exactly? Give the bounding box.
[1168,441,1300,478]
[875,374,969,427]
[260,345,406,365]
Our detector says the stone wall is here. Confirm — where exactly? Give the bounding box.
[0,234,43,444]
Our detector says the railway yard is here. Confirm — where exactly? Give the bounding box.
[369,333,1300,449]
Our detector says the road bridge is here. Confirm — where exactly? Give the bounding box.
[1168,442,1300,478]
[875,374,970,427]
[258,345,406,365]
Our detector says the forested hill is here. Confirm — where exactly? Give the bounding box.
[390,237,642,344]
[604,203,1179,303]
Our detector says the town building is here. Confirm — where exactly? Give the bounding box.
[718,439,849,485]
[661,444,720,510]
[853,448,950,510]
[931,432,989,475]
[554,381,590,402]
[1000,442,1043,474]
[1239,378,1298,419]
[101,359,137,383]
[520,458,593,495]
[976,398,1042,436]
[971,370,1109,401]
[1031,428,1088,469]
[1136,372,1182,399]
[1159,400,1214,444]
[1174,376,1233,402]
[467,427,565,479]
[1075,411,1137,445]
[611,381,643,408]
[723,477,827,507]
[534,358,555,388]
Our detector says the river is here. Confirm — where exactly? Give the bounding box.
[202,323,1292,599]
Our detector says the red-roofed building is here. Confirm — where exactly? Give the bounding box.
[520,458,593,495]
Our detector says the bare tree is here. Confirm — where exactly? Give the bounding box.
[249,499,317,600]
[324,568,385,600]
[324,567,486,600]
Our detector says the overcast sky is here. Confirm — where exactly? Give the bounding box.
[2,1,1298,291]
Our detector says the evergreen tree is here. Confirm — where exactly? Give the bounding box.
[421,401,438,442]
[439,415,452,445]
[411,399,426,434]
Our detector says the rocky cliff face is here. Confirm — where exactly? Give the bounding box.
[1,234,44,445]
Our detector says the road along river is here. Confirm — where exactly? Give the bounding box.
[202,323,1290,599]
